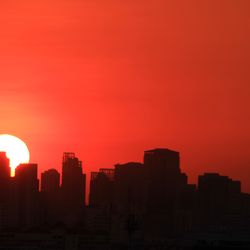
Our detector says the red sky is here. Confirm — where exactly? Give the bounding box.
[0,0,250,192]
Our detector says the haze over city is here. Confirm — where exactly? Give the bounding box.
[0,1,250,249]
[1,0,250,193]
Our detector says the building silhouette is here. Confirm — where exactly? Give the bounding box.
[89,168,114,208]
[0,152,11,230]
[197,173,243,230]
[114,162,145,213]
[61,152,86,227]
[14,163,40,229]
[143,148,189,238]
[41,168,60,193]
[113,162,145,243]
[144,148,187,211]
[0,148,249,249]
[0,152,10,181]
[41,169,60,226]
[87,169,114,233]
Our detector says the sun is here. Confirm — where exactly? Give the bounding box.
[0,134,30,176]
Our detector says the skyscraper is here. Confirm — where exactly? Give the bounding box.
[197,173,242,229]
[143,148,188,238]
[113,162,145,243]
[41,169,60,226]
[0,152,10,182]
[144,148,186,211]
[89,168,114,208]
[41,168,60,193]
[114,162,145,213]
[14,163,40,229]
[88,169,114,233]
[15,163,39,191]
[61,152,86,226]
[0,152,11,230]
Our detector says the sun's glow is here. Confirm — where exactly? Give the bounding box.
[0,134,30,176]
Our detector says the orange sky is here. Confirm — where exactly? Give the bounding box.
[0,0,250,192]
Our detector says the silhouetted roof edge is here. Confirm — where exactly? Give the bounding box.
[144,148,179,154]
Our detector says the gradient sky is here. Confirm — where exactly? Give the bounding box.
[0,0,250,192]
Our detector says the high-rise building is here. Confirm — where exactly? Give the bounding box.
[114,162,145,213]
[61,152,86,226]
[41,169,60,193]
[0,152,11,230]
[144,148,187,211]
[198,173,241,195]
[87,169,114,232]
[112,162,145,243]
[197,173,242,229]
[14,163,40,229]
[15,164,39,191]
[143,148,189,238]
[0,152,10,182]
[89,168,114,208]
[61,152,85,206]
[41,169,60,226]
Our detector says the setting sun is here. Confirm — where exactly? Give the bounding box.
[0,134,30,176]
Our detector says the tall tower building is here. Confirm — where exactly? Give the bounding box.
[89,168,114,207]
[197,173,241,228]
[61,153,86,226]
[88,169,114,232]
[61,153,85,206]
[0,152,10,182]
[113,162,145,242]
[0,152,11,230]
[144,148,187,211]
[143,148,188,238]
[114,162,145,213]
[14,163,40,229]
[41,169,60,226]
[41,169,60,193]
[15,163,39,191]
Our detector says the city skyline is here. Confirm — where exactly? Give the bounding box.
[1,0,249,248]
[0,147,249,249]
[1,0,250,195]
[0,147,249,199]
